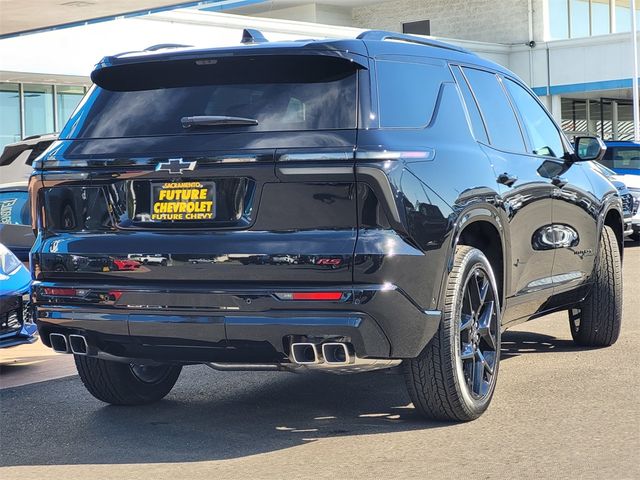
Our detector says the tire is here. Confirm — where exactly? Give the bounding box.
[405,246,501,422]
[74,355,182,405]
[569,225,622,347]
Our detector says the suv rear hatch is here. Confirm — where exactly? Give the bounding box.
[32,48,368,288]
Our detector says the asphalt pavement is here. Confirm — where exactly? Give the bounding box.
[1,240,638,480]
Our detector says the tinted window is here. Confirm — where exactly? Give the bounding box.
[0,191,30,225]
[63,56,358,138]
[451,66,488,143]
[377,60,451,128]
[504,79,565,158]
[602,147,640,171]
[462,68,525,153]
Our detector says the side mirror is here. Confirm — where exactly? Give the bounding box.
[573,136,606,162]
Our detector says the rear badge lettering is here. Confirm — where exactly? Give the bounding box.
[315,258,342,266]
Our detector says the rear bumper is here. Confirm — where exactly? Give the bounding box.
[33,282,440,363]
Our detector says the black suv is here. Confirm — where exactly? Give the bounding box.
[31,30,623,421]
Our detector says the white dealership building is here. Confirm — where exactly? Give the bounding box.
[0,0,638,151]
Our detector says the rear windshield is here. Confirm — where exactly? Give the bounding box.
[62,55,359,139]
[602,146,640,172]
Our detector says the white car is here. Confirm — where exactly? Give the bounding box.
[127,254,168,265]
[611,173,640,241]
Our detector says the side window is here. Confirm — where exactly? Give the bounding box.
[377,60,452,128]
[504,78,565,159]
[462,67,525,153]
[450,65,488,143]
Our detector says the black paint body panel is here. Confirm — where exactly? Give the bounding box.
[30,37,622,364]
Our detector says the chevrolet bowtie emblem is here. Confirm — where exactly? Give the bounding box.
[156,158,196,174]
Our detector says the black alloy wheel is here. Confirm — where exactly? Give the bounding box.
[458,267,499,400]
[129,363,175,384]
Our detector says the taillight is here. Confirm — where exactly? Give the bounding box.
[355,149,435,161]
[275,292,343,301]
[42,287,89,297]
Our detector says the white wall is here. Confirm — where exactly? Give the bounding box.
[509,32,640,93]
[253,3,353,26]
[352,0,546,43]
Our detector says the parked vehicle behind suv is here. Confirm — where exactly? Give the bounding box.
[31,30,624,421]
[601,140,640,240]
[590,161,638,237]
[0,134,57,261]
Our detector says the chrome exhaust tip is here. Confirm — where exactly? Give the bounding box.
[290,342,321,364]
[49,333,69,353]
[68,334,89,355]
[322,342,352,365]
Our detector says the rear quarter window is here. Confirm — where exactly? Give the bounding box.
[376,60,452,128]
[461,67,526,153]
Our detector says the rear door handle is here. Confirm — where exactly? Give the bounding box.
[497,172,518,187]
[552,176,568,188]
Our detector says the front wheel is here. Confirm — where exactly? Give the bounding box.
[75,355,182,405]
[405,246,501,422]
[569,225,622,347]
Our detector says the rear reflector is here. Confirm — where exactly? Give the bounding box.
[275,292,343,301]
[108,290,123,301]
[42,287,88,297]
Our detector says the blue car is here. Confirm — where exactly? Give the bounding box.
[602,141,640,240]
[0,242,36,348]
[602,140,640,176]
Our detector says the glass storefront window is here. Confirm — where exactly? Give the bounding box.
[616,0,632,32]
[0,83,20,151]
[548,0,636,38]
[57,85,85,130]
[591,0,611,35]
[561,98,588,135]
[24,84,54,137]
[549,0,570,39]
[561,98,635,141]
[571,0,591,37]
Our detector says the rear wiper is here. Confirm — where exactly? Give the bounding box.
[181,116,259,128]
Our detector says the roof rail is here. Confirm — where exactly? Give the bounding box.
[241,28,268,44]
[356,30,474,55]
[111,43,192,58]
[144,43,192,52]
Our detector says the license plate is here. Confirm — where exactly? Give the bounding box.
[151,181,216,221]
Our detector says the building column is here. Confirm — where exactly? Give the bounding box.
[547,94,562,124]
[611,100,619,140]
[585,100,594,135]
[18,83,25,140]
